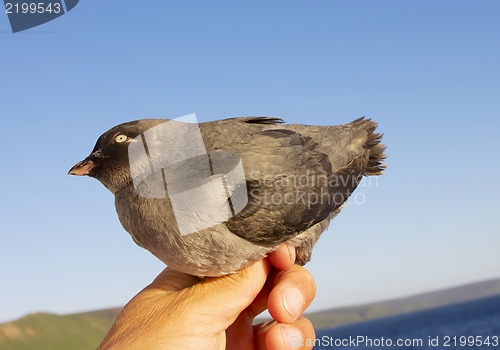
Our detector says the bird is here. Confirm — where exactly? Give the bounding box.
[69,116,386,277]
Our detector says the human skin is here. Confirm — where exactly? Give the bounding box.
[98,245,316,350]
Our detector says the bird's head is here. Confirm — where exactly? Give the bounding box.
[68,119,166,193]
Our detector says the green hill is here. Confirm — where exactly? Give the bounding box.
[0,308,120,350]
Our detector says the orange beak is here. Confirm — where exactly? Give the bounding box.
[68,159,95,176]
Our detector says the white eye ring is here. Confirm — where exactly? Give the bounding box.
[114,134,128,143]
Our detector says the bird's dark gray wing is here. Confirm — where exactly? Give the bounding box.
[231,116,285,125]
[224,129,337,246]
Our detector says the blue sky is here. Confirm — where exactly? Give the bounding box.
[1,1,499,323]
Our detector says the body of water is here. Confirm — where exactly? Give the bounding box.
[312,295,500,349]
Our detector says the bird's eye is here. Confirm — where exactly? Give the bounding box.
[114,134,128,143]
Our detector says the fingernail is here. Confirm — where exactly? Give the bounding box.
[282,287,304,321]
[281,326,303,350]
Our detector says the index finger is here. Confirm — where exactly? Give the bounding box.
[268,244,296,271]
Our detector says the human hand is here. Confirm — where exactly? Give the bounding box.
[98,245,316,350]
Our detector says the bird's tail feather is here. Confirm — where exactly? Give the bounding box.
[350,117,387,176]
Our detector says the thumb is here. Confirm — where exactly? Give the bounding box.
[188,259,271,327]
